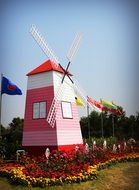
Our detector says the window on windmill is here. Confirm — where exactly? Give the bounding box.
[33,103,39,119]
[40,102,46,118]
[61,101,73,119]
[33,102,46,119]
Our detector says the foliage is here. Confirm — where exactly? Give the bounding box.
[89,136,117,148]
[0,162,139,190]
[0,146,139,188]
[80,111,139,140]
[0,117,23,159]
[0,111,139,159]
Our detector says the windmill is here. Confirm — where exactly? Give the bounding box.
[30,25,82,128]
[22,25,86,155]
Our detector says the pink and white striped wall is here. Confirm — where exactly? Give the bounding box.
[22,62,83,155]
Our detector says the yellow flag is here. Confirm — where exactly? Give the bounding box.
[101,100,117,109]
[75,96,85,106]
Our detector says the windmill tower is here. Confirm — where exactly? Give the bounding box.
[22,25,83,155]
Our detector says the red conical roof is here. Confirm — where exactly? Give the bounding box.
[27,59,65,76]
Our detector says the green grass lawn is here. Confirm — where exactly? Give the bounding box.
[0,162,139,190]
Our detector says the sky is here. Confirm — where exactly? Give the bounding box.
[0,0,139,127]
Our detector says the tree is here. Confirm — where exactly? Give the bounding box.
[0,125,6,159]
[80,116,89,139]
[1,117,24,159]
[135,112,139,139]
[80,109,139,141]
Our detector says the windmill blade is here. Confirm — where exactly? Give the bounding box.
[67,33,82,63]
[30,24,60,64]
[46,83,65,128]
[47,73,74,128]
[59,63,74,84]
[73,79,87,105]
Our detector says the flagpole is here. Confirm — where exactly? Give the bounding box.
[112,114,115,137]
[100,99,104,138]
[0,73,3,139]
[87,102,91,144]
[101,112,104,138]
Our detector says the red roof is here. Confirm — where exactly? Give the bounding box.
[27,59,67,76]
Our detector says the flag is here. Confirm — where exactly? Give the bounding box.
[101,99,123,115]
[103,107,123,115]
[75,96,85,106]
[87,96,103,112]
[101,100,117,110]
[116,109,123,115]
[1,76,22,95]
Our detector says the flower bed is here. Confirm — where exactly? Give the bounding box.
[0,149,139,187]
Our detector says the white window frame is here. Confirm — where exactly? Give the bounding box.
[33,101,46,119]
[61,101,73,119]
[39,102,46,118]
[33,102,39,119]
